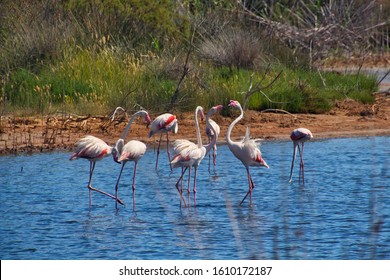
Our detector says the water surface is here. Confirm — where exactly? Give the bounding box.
[0,136,389,259]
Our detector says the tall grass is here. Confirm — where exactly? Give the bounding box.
[3,47,377,116]
[0,0,382,116]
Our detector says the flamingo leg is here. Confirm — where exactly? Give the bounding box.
[289,143,298,183]
[240,167,255,206]
[208,150,211,173]
[166,132,172,171]
[132,162,138,211]
[155,133,163,170]
[85,161,124,207]
[213,146,217,166]
[88,186,125,205]
[208,136,212,174]
[180,167,184,194]
[187,167,192,194]
[132,162,138,192]
[187,167,191,206]
[193,166,198,206]
[212,146,217,174]
[114,163,126,209]
[175,167,188,207]
[88,161,95,207]
[298,143,305,184]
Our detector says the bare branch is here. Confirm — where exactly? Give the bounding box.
[242,69,283,110]
[166,27,196,111]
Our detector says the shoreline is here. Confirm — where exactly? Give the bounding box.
[1,95,389,156]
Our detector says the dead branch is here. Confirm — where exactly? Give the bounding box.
[241,67,283,111]
[237,0,389,61]
[166,27,196,112]
[260,108,297,119]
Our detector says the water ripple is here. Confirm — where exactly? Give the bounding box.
[0,136,389,259]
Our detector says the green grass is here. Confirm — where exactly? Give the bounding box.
[242,67,376,114]
[2,45,378,116]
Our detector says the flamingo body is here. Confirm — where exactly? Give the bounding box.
[148,113,178,137]
[70,135,112,161]
[289,127,313,183]
[171,105,223,206]
[112,110,151,209]
[149,113,178,170]
[117,140,147,163]
[226,100,269,206]
[290,128,313,143]
[70,135,124,207]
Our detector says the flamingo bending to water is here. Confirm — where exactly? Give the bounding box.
[289,127,313,183]
[70,135,124,207]
[112,110,151,209]
[149,113,178,170]
[171,105,223,206]
[226,100,269,206]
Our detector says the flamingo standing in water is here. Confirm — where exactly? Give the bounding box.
[70,135,124,207]
[226,100,269,206]
[171,105,223,206]
[148,113,178,170]
[288,127,313,183]
[111,109,151,210]
[171,106,204,204]
[206,117,220,173]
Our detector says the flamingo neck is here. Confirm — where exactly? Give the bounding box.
[226,104,243,146]
[194,106,203,148]
[205,112,217,153]
[120,110,147,140]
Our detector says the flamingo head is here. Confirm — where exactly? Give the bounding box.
[228,100,241,108]
[200,109,205,121]
[112,139,124,163]
[145,113,152,128]
[212,104,224,112]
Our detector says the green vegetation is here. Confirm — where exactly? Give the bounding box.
[0,0,387,116]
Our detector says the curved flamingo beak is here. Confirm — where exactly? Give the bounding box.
[145,114,151,128]
[214,105,224,111]
[228,100,237,107]
[257,154,269,168]
[112,152,121,164]
[200,110,205,121]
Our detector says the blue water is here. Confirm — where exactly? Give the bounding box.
[1,136,389,260]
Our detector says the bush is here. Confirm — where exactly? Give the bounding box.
[200,27,265,70]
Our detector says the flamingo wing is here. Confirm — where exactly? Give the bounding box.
[149,113,177,137]
[171,146,205,167]
[70,135,111,160]
[118,140,147,162]
[291,128,313,141]
[172,139,197,153]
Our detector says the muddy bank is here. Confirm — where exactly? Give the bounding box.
[1,92,389,155]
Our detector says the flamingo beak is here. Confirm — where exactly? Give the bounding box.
[113,155,121,164]
[145,115,151,128]
[260,157,269,169]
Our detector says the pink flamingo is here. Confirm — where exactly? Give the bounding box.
[289,127,313,183]
[206,118,220,173]
[226,100,269,206]
[171,105,223,206]
[112,109,151,210]
[70,135,124,207]
[148,113,178,170]
[171,106,204,204]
